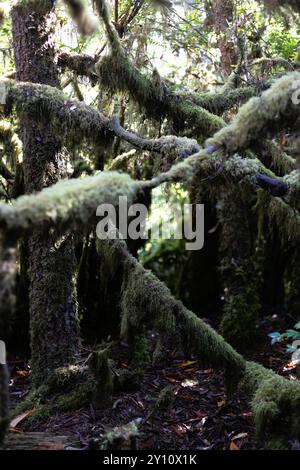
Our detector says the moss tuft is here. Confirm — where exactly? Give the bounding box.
[90,347,114,408]
[244,361,300,447]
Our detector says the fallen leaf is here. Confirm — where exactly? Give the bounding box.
[176,360,198,368]
[10,409,35,429]
[229,441,240,450]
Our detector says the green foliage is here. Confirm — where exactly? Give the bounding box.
[269,321,300,353]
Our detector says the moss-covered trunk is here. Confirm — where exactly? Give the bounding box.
[11,1,79,385]
[0,233,16,444]
[218,189,261,347]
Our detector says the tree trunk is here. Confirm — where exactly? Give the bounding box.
[11,2,79,385]
[206,0,237,75]
[218,189,261,348]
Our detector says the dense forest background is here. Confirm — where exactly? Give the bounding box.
[0,0,300,451]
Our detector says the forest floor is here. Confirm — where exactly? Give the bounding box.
[6,315,296,451]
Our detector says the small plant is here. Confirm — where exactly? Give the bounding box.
[269,321,300,354]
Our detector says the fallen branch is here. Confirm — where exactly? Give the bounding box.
[96,236,300,449]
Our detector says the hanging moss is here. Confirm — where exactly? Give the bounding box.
[283,170,300,210]
[0,120,23,166]
[258,139,296,174]
[3,79,113,147]
[95,0,224,139]
[269,196,300,242]
[181,87,257,116]
[206,72,300,153]
[96,54,224,139]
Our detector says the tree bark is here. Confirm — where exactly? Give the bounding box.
[206,0,237,75]
[11,1,79,385]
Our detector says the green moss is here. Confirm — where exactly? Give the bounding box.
[218,189,261,348]
[244,361,300,447]
[14,382,94,423]
[3,79,113,147]
[182,87,256,115]
[46,365,85,393]
[12,0,52,14]
[98,238,245,391]
[56,382,94,411]
[0,235,17,342]
[269,196,300,242]
[95,1,224,138]
[283,170,300,211]
[151,385,174,417]
[206,72,300,153]
[128,334,151,370]
[0,120,23,165]
[0,171,140,234]
[100,419,141,450]
[90,347,114,408]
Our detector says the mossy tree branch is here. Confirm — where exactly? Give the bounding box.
[96,236,300,449]
[0,79,201,160]
[94,0,225,139]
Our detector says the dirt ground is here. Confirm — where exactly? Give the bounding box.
[6,316,296,451]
